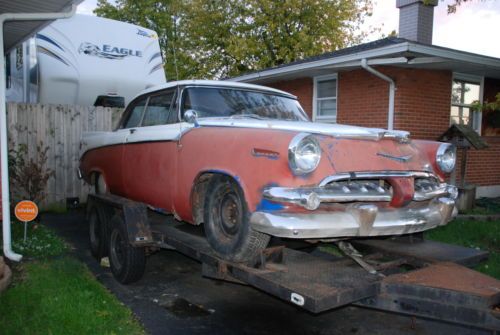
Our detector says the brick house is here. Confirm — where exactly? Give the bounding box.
[232,0,500,198]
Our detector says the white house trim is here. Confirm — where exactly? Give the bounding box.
[313,73,338,123]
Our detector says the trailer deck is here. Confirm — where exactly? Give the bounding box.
[88,194,500,332]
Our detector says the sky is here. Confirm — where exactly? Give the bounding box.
[77,0,500,58]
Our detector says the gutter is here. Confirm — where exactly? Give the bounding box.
[361,58,396,131]
[0,4,77,262]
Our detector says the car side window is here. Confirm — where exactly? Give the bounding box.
[142,91,175,127]
[123,96,148,128]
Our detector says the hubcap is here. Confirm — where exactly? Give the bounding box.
[218,192,241,237]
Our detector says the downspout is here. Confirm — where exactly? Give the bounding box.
[0,4,77,261]
[361,58,396,130]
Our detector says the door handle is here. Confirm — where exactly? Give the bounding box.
[129,128,137,134]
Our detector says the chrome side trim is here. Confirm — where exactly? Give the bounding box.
[319,171,436,186]
[250,197,457,239]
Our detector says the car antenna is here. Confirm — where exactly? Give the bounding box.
[171,15,180,82]
[171,15,184,148]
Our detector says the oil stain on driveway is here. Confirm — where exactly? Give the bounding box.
[44,210,487,335]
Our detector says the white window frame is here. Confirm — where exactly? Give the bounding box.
[451,72,484,134]
[313,73,338,122]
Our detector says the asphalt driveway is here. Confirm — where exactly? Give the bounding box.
[44,210,487,335]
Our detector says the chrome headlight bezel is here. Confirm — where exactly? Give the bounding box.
[436,143,457,174]
[288,133,322,175]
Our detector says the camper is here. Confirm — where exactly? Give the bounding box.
[5,14,166,107]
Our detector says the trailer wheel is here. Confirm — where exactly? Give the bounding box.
[109,214,146,284]
[88,206,107,260]
[204,175,270,263]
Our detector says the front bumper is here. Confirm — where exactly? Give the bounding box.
[250,197,457,239]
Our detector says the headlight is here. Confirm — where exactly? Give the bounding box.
[436,143,456,173]
[288,133,321,175]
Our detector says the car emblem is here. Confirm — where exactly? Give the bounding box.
[377,152,412,163]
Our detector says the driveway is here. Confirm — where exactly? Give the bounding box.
[44,210,487,335]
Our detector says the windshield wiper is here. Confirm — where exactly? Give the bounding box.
[229,114,268,120]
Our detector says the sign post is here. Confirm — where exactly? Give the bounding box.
[14,201,38,243]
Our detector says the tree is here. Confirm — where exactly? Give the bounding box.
[95,0,373,79]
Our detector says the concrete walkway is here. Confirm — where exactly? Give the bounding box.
[44,210,489,335]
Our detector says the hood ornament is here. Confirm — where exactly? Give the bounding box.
[377,152,412,163]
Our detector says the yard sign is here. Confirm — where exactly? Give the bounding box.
[14,200,38,242]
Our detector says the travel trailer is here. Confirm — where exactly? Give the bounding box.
[5,14,166,107]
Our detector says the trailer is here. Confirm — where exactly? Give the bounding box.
[87,193,500,332]
[5,14,166,107]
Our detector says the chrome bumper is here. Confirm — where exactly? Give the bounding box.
[250,197,457,239]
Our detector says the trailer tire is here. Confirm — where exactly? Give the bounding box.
[88,205,107,260]
[204,175,270,263]
[109,214,146,284]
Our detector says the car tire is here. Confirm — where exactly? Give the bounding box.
[108,214,146,284]
[88,205,107,260]
[204,175,270,263]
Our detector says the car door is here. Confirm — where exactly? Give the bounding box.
[122,89,181,211]
[99,95,148,196]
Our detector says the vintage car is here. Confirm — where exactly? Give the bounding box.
[80,80,458,263]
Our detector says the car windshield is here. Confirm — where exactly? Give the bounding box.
[182,87,309,121]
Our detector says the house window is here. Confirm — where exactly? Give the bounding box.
[314,74,337,122]
[450,74,483,132]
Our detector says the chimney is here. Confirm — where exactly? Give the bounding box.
[396,0,438,44]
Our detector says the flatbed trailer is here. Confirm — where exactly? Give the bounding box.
[87,193,500,332]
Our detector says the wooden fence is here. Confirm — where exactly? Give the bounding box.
[7,103,124,207]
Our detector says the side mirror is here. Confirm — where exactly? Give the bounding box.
[183,109,198,124]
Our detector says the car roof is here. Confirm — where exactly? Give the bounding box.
[132,80,297,102]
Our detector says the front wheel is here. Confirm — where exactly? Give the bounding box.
[108,215,146,284]
[204,176,270,263]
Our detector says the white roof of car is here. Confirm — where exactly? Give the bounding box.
[133,80,296,101]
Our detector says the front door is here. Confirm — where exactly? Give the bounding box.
[122,89,180,211]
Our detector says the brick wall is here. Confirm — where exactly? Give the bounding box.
[266,77,314,119]
[263,67,500,188]
[337,69,390,129]
[338,67,452,139]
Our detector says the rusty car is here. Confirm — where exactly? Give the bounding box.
[79,80,458,266]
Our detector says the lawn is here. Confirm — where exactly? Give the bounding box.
[426,218,500,279]
[0,221,144,335]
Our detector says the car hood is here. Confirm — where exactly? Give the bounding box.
[197,118,409,141]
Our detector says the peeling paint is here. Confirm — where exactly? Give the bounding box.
[256,199,285,211]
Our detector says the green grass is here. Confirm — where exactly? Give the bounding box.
[0,257,143,335]
[426,219,500,279]
[1,220,144,335]
[9,221,68,258]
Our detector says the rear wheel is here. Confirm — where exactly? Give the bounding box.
[204,175,270,263]
[88,206,107,260]
[109,215,146,284]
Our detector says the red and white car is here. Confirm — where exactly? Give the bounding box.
[79,80,458,262]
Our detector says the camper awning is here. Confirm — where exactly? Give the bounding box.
[0,0,83,52]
